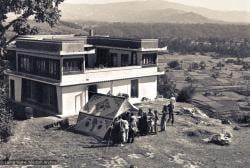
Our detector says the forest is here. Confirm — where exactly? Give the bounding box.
[84,22,250,57]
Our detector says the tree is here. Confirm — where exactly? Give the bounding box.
[0,0,64,142]
[158,74,177,98]
[177,85,196,103]
[168,60,181,70]
[199,61,206,70]
[0,0,64,57]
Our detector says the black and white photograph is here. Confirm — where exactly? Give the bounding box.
[0,0,250,167]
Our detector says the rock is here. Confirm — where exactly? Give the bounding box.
[182,107,209,119]
[233,126,241,131]
[208,133,232,146]
[225,132,233,138]
[221,119,232,125]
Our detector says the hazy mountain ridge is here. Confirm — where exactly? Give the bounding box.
[60,0,250,23]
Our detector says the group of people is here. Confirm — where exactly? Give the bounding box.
[107,98,176,146]
[109,113,138,146]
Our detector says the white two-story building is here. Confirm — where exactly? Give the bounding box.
[6,34,166,116]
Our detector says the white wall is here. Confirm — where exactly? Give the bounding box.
[139,76,157,100]
[97,82,111,95]
[61,85,87,116]
[112,80,130,97]
[97,77,158,104]
[9,75,158,116]
[9,75,22,102]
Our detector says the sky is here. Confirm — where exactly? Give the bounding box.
[64,0,250,12]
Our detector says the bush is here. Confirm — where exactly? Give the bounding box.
[199,61,206,70]
[225,59,235,64]
[192,62,200,70]
[242,63,250,70]
[158,74,177,98]
[216,62,225,68]
[188,62,199,71]
[168,60,181,70]
[0,98,13,142]
[211,71,219,79]
[185,76,193,82]
[177,85,196,103]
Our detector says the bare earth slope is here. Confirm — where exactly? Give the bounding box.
[0,101,249,168]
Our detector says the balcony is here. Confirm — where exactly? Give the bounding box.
[60,66,163,86]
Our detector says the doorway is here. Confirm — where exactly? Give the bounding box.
[88,85,97,100]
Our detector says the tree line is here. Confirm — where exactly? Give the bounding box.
[89,22,250,57]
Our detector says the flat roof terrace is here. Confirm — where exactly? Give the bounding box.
[15,36,88,54]
[87,36,159,50]
[9,35,163,54]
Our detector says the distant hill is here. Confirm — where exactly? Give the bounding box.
[60,0,250,23]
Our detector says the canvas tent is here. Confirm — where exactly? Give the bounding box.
[75,93,138,139]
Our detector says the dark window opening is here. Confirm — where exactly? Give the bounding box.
[88,85,97,100]
[22,79,58,110]
[110,53,118,67]
[131,52,137,65]
[131,79,139,98]
[18,54,60,79]
[142,53,157,65]
[10,80,15,100]
[63,58,83,73]
[96,48,109,67]
[7,51,16,71]
[121,54,129,67]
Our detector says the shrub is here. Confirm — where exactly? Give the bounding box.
[0,97,13,142]
[185,76,193,82]
[188,62,199,71]
[199,61,206,70]
[211,71,219,79]
[192,62,200,70]
[242,63,250,70]
[216,62,225,68]
[168,60,181,70]
[177,85,196,103]
[225,59,235,64]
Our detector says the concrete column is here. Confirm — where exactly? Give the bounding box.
[56,86,63,114]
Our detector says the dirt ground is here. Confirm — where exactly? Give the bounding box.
[0,101,249,168]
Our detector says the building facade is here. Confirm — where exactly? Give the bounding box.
[6,35,166,116]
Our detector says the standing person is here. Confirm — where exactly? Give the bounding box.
[138,108,143,118]
[111,118,121,145]
[116,117,125,146]
[121,117,129,143]
[138,109,144,135]
[128,114,138,143]
[160,105,168,131]
[167,97,175,125]
[148,108,155,134]
[125,111,131,122]
[141,112,148,135]
[154,110,159,134]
